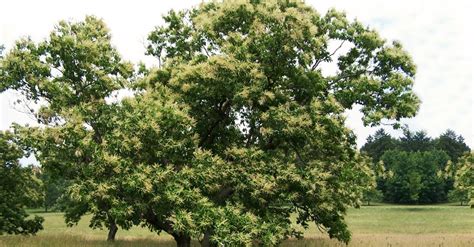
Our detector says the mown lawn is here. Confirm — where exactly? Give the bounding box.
[1,204,473,246]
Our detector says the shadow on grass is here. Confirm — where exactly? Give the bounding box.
[398,207,439,212]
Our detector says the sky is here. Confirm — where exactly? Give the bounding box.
[1,0,473,148]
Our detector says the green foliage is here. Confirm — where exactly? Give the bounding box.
[362,188,383,206]
[361,129,399,163]
[381,150,450,204]
[362,161,384,205]
[39,170,69,212]
[0,1,421,245]
[144,0,419,244]
[0,16,133,240]
[362,129,470,205]
[451,152,473,207]
[0,16,133,109]
[399,130,433,152]
[0,131,44,235]
[434,130,470,163]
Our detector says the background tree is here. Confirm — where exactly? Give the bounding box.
[361,129,399,163]
[0,131,44,235]
[361,128,470,205]
[362,160,387,205]
[450,152,473,207]
[40,170,69,212]
[434,129,470,163]
[433,130,470,201]
[23,165,44,209]
[399,130,433,152]
[381,149,449,203]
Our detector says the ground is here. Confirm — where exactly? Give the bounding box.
[0,204,472,246]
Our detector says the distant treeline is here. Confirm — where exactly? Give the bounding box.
[361,129,471,205]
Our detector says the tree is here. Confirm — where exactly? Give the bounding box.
[361,128,471,205]
[362,187,383,206]
[144,0,418,245]
[23,165,45,209]
[0,131,44,235]
[1,1,420,245]
[451,152,473,207]
[362,160,387,205]
[381,149,450,203]
[39,170,69,212]
[1,16,133,241]
[434,130,470,163]
[399,130,433,152]
[361,128,399,163]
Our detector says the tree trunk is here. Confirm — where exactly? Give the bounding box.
[200,232,211,247]
[200,231,219,247]
[173,234,191,247]
[107,221,118,241]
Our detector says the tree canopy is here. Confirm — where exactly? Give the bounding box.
[451,152,474,207]
[434,130,470,163]
[0,1,421,246]
[0,131,44,235]
[361,129,399,163]
[361,128,470,205]
[381,149,450,203]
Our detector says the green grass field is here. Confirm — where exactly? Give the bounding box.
[1,204,473,246]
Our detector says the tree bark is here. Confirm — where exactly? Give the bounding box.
[173,234,191,247]
[200,231,211,247]
[200,231,218,247]
[107,221,118,241]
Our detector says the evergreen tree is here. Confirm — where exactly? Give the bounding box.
[361,129,399,163]
[434,129,470,163]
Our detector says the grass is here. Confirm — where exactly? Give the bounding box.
[1,204,473,246]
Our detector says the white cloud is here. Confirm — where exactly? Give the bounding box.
[1,0,472,148]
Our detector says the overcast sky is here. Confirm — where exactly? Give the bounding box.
[1,0,472,148]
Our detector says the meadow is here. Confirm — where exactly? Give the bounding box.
[0,204,472,247]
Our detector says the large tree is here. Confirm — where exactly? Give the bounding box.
[144,0,418,245]
[1,16,134,240]
[0,131,44,235]
[1,1,420,245]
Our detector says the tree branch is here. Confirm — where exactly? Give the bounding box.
[311,40,346,71]
[198,99,231,147]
